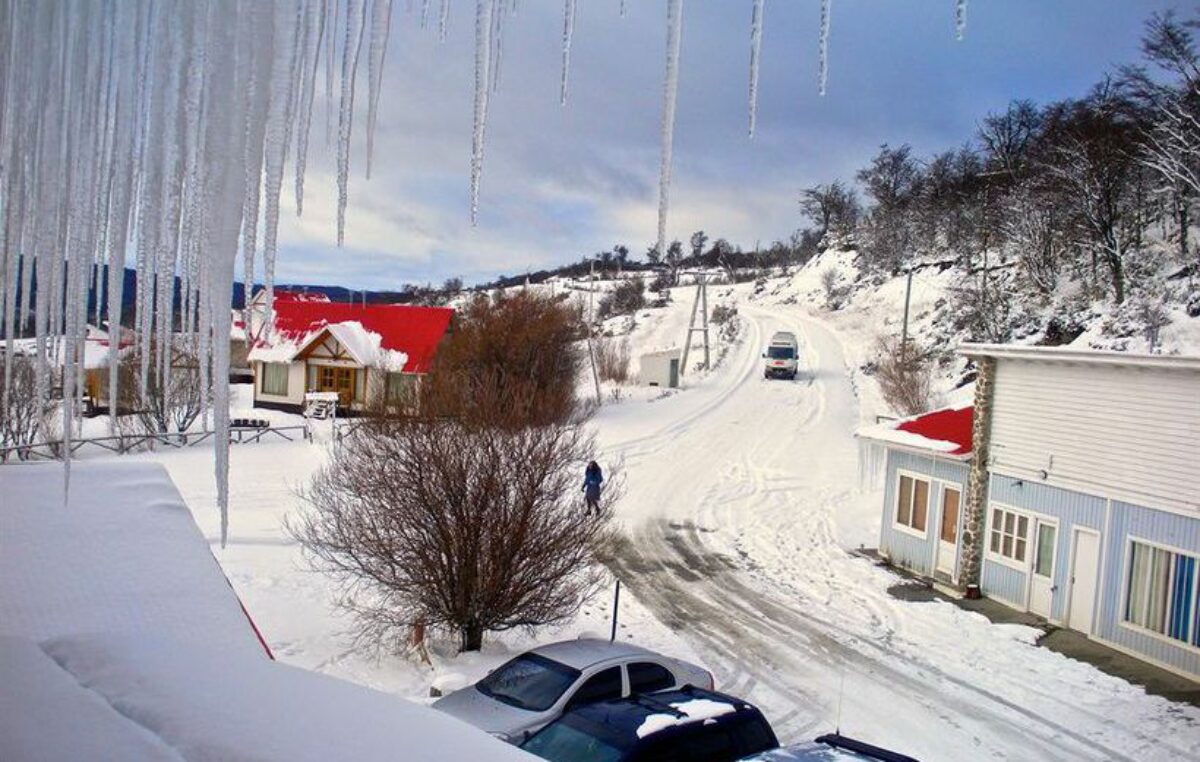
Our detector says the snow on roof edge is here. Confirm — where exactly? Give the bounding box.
[960,342,1200,370]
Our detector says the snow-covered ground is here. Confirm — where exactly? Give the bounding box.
[81,268,1198,760]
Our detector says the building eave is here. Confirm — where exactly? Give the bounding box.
[959,343,1200,371]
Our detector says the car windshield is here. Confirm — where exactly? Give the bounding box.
[521,719,625,762]
[767,346,795,359]
[476,653,582,712]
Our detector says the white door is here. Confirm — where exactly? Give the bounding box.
[1028,520,1057,618]
[936,487,961,578]
[1067,529,1101,634]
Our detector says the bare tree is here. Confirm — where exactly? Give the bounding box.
[873,336,935,417]
[290,386,617,653]
[1126,12,1200,274]
[800,181,861,241]
[430,291,584,427]
[0,355,51,460]
[120,339,208,435]
[594,338,631,383]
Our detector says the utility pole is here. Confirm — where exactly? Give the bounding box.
[586,260,602,403]
[679,272,710,375]
[900,266,913,362]
[610,579,621,642]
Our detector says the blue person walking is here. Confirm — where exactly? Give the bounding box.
[583,461,604,515]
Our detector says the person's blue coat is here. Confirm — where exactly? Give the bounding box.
[583,465,603,502]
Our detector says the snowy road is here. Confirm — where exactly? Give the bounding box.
[597,301,1199,761]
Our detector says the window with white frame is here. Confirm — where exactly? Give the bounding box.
[1125,540,1199,647]
[988,506,1029,564]
[262,363,289,396]
[894,473,930,534]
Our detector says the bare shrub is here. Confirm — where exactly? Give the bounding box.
[598,277,646,319]
[430,291,583,426]
[710,303,737,325]
[289,387,618,653]
[594,338,631,384]
[874,336,934,416]
[0,355,52,460]
[120,339,208,435]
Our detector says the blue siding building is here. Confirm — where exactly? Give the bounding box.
[860,345,1200,681]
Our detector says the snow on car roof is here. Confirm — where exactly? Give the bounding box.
[529,637,660,669]
[635,697,738,738]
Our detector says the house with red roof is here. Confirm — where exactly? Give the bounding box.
[857,403,975,587]
[858,344,1200,680]
[247,298,453,414]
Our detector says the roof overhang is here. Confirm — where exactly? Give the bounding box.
[959,343,1200,371]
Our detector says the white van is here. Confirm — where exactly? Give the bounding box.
[763,331,799,379]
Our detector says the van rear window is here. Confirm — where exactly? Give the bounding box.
[767,346,794,359]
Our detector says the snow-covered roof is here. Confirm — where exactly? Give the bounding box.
[248,301,452,373]
[960,343,1200,371]
[8,326,135,370]
[855,405,974,460]
[0,461,267,658]
[0,461,533,761]
[1,633,534,761]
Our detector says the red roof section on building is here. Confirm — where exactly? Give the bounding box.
[264,301,453,373]
[896,406,974,456]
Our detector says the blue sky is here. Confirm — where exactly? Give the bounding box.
[274,0,1183,288]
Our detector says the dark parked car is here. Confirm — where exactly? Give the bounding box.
[520,686,779,762]
[747,733,920,762]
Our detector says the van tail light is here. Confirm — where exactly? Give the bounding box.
[704,669,715,690]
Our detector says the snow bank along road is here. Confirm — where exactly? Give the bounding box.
[597,300,1199,762]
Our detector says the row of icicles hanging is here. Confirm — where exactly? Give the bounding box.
[0,0,967,546]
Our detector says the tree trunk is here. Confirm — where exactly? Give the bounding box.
[460,621,484,652]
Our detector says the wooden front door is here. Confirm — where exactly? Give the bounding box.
[936,486,961,579]
[317,366,356,406]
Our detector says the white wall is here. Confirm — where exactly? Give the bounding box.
[989,359,1200,515]
[254,361,307,407]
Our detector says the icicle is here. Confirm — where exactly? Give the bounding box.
[560,0,576,106]
[955,0,967,41]
[336,0,368,246]
[655,0,684,260]
[366,0,395,178]
[818,0,829,97]
[421,0,431,29]
[326,0,339,145]
[469,0,495,226]
[489,0,506,94]
[748,0,763,137]
[439,0,451,41]
[620,0,626,18]
[262,0,305,336]
[295,0,327,216]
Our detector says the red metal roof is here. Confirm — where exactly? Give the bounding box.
[263,301,453,373]
[896,406,974,456]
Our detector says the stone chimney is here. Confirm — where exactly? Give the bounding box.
[960,355,996,591]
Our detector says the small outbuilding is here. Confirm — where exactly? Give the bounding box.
[639,348,681,388]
